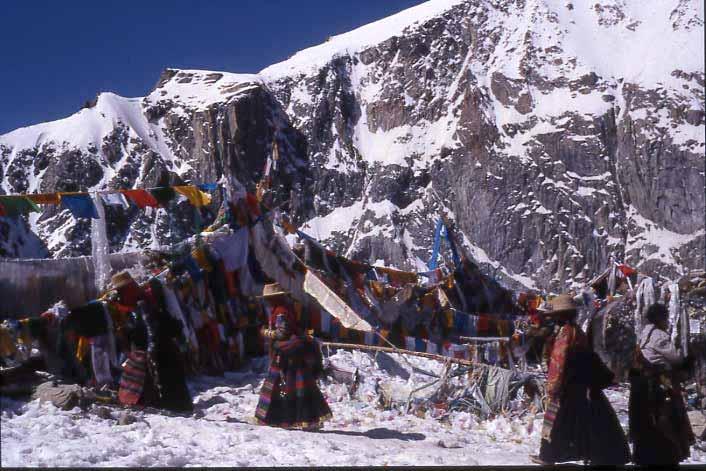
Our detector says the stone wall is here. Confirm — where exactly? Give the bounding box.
[0,253,140,318]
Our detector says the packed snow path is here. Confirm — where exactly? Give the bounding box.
[2,351,705,467]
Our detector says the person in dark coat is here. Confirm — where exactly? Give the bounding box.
[114,272,193,413]
[629,303,695,465]
[141,279,193,413]
[531,294,630,465]
[255,305,332,429]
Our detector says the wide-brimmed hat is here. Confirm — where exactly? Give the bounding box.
[259,282,288,298]
[109,271,137,290]
[537,293,578,315]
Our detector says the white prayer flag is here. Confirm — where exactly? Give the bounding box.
[101,192,129,209]
[690,319,701,334]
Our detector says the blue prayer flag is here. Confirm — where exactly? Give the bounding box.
[454,312,469,334]
[427,219,444,270]
[197,183,218,192]
[184,255,203,281]
[415,338,426,352]
[60,194,99,219]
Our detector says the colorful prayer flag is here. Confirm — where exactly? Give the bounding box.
[0,196,41,217]
[174,185,212,207]
[101,192,130,209]
[27,193,61,205]
[197,183,218,192]
[617,264,636,278]
[60,194,99,219]
[123,189,159,208]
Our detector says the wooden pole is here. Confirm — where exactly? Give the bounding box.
[321,340,488,368]
[459,336,510,342]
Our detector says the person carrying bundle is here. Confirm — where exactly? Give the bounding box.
[629,302,695,465]
[531,294,629,465]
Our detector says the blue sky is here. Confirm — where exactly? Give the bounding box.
[1,0,425,135]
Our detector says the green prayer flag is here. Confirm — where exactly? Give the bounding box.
[0,196,41,217]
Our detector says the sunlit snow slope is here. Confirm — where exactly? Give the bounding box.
[1,0,703,291]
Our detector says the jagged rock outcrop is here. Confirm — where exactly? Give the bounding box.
[1,72,309,258]
[1,0,704,291]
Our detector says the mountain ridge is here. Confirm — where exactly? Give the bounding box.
[1,0,704,292]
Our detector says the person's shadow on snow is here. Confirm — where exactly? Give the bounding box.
[315,427,425,441]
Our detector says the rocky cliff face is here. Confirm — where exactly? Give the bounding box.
[1,0,704,292]
[1,73,309,258]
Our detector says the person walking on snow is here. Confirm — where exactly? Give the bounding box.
[629,302,695,465]
[255,305,332,430]
[531,294,630,465]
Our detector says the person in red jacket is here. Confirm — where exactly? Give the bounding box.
[255,305,332,430]
[531,294,629,465]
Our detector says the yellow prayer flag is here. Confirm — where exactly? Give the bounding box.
[76,337,90,362]
[191,246,213,271]
[174,185,212,207]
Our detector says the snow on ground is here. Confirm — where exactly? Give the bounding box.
[2,350,705,467]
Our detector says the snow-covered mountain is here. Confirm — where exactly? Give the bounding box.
[1,0,704,291]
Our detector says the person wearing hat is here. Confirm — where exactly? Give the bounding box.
[255,305,332,430]
[109,271,143,310]
[531,294,629,465]
[629,302,695,465]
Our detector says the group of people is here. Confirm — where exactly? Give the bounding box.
[249,293,698,466]
[529,294,696,466]
[109,272,332,429]
[83,269,698,466]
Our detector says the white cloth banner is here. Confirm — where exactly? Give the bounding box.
[668,282,680,343]
[635,276,655,334]
[91,195,112,292]
[91,336,113,386]
[303,270,373,332]
[157,274,197,348]
[250,220,305,299]
[211,227,249,272]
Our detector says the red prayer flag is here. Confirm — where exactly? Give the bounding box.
[477,316,489,334]
[123,189,159,208]
[245,193,262,217]
[618,264,636,277]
